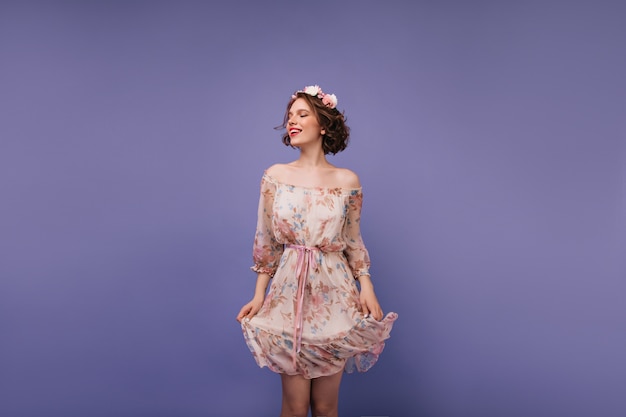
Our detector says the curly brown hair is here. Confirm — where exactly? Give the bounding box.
[277,92,350,155]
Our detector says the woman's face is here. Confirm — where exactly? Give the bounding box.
[287,98,324,148]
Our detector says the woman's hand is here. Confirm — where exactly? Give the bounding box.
[236,295,265,323]
[357,275,384,321]
[237,273,271,323]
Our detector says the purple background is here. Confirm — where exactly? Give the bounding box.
[1,1,624,416]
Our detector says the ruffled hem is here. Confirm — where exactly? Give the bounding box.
[242,312,398,379]
[250,264,276,277]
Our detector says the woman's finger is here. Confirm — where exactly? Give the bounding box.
[361,302,370,318]
[245,305,259,319]
[237,305,251,321]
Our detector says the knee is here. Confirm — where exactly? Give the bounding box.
[283,400,309,417]
[311,402,336,417]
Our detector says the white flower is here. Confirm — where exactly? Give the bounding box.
[303,85,321,96]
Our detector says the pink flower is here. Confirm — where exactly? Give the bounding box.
[309,293,326,317]
[321,93,338,109]
[310,293,324,308]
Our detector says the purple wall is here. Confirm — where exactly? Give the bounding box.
[1,1,624,416]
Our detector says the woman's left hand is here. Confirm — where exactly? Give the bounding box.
[357,276,384,321]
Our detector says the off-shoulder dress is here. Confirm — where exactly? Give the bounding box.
[241,172,398,379]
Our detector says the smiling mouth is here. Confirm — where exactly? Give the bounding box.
[289,128,302,136]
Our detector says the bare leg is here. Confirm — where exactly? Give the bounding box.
[310,370,343,417]
[280,373,311,417]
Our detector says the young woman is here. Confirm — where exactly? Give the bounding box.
[237,85,397,417]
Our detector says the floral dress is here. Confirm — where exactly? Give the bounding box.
[241,172,398,379]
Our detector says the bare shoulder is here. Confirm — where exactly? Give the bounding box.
[265,163,290,180]
[333,168,361,188]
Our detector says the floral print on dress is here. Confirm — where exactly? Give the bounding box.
[242,172,398,379]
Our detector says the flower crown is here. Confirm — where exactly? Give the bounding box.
[292,85,338,109]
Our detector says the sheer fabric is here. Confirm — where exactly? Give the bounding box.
[242,173,398,379]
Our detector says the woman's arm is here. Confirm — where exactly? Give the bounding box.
[342,183,384,321]
[237,173,282,323]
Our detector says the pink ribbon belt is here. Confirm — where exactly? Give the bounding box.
[285,244,320,369]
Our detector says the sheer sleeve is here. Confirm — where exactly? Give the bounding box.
[342,189,371,279]
[250,174,283,277]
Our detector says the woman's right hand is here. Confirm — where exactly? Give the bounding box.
[236,296,265,323]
